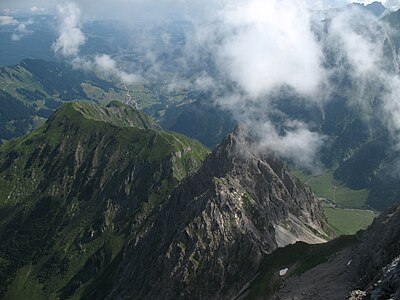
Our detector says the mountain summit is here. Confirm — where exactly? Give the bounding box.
[109,124,329,299]
[0,101,208,298]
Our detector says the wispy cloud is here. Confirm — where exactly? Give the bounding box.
[30,6,45,13]
[47,0,400,169]
[11,19,34,41]
[0,15,34,41]
[0,15,18,26]
[52,2,86,57]
[324,6,400,148]
[94,54,142,85]
[53,1,141,93]
[182,0,329,169]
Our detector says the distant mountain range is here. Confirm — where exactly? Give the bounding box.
[352,1,387,16]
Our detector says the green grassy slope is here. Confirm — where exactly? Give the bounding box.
[0,59,128,142]
[292,170,377,236]
[292,170,369,208]
[324,207,377,236]
[0,101,209,299]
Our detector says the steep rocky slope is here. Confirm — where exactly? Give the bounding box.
[0,101,208,299]
[108,124,329,300]
[349,204,400,299]
[270,204,400,300]
[0,103,330,299]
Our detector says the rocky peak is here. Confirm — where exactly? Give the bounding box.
[109,125,329,299]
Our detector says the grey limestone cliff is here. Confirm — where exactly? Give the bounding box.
[109,124,328,299]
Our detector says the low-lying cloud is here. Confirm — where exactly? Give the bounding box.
[325,6,400,147]
[30,6,45,13]
[47,0,400,170]
[216,0,326,98]
[53,2,85,57]
[94,54,142,85]
[53,2,141,87]
[11,19,34,41]
[0,15,34,41]
[0,15,18,26]
[259,120,327,170]
[188,0,329,169]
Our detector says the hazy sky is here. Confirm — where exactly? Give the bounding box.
[1,0,400,16]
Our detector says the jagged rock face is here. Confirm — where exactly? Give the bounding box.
[349,204,400,299]
[110,125,328,300]
[355,205,400,286]
[269,203,400,300]
[366,256,400,300]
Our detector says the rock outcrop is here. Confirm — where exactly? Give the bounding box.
[273,204,400,300]
[109,124,328,299]
[349,204,400,299]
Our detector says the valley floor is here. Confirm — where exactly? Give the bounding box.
[292,169,378,235]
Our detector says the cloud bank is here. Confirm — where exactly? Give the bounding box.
[183,0,329,169]
[216,0,326,98]
[48,0,400,170]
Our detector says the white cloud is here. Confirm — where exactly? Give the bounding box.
[181,0,328,169]
[215,0,325,98]
[384,76,400,138]
[0,15,33,41]
[53,2,86,57]
[194,73,216,91]
[52,1,141,92]
[327,7,386,76]
[308,0,350,10]
[0,15,18,26]
[11,33,20,41]
[30,6,45,12]
[323,6,400,147]
[94,54,141,85]
[11,19,34,41]
[43,0,400,168]
[383,0,400,9]
[258,120,326,171]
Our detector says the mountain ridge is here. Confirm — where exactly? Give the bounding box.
[108,124,329,299]
[0,101,209,298]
